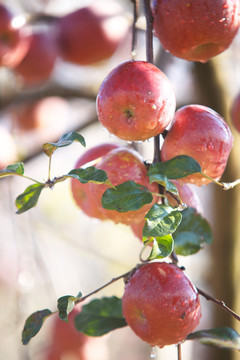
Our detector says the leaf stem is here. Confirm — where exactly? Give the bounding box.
[197,287,240,322]
[21,174,44,185]
[48,155,52,181]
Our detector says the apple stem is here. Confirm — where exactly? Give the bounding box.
[131,0,140,59]
[197,287,240,322]
[177,343,182,360]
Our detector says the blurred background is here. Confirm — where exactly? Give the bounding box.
[0,0,240,359]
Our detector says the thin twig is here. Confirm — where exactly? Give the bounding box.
[177,343,182,360]
[131,0,140,58]
[75,269,134,305]
[143,0,154,64]
[197,287,240,321]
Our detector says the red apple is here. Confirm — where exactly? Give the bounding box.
[97,60,176,141]
[122,262,201,348]
[14,30,58,85]
[152,0,240,63]
[230,91,240,133]
[161,104,234,186]
[0,5,30,67]
[56,0,129,66]
[71,143,120,219]
[89,147,158,225]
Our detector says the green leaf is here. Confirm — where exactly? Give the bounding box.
[148,173,179,196]
[57,294,82,322]
[101,181,153,212]
[187,327,240,350]
[15,183,45,214]
[74,296,127,336]
[143,204,182,238]
[0,162,24,178]
[148,155,201,180]
[173,207,213,255]
[22,309,52,345]
[43,132,86,157]
[68,166,111,185]
[147,235,174,260]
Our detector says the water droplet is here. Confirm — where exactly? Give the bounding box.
[178,203,187,211]
[150,347,157,359]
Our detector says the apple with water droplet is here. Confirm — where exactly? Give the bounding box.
[97,60,176,141]
[152,0,240,63]
[122,262,201,348]
[161,104,233,186]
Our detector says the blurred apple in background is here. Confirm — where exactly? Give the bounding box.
[55,0,129,66]
[44,307,109,360]
[0,4,30,68]
[13,30,58,85]
[11,96,69,134]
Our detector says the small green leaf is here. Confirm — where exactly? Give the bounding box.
[148,155,201,180]
[57,295,81,322]
[22,309,52,345]
[68,167,111,185]
[187,327,240,350]
[16,183,45,214]
[147,235,174,260]
[173,207,213,255]
[74,296,127,336]
[148,173,179,196]
[101,181,153,212]
[43,132,86,157]
[143,204,182,238]
[0,162,24,177]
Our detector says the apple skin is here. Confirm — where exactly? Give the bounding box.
[152,0,240,63]
[131,179,203,240]
[122,262,201,348]
[161,104,234,186]
[71,143,120,219]
[97,60,176,141]
[14,31,58,85]
[231,91,240,133]
[88,147,158,225]
[56,0,129,66]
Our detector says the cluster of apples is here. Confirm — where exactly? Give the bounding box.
[70,0,238,349]
[0,1,129,86]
